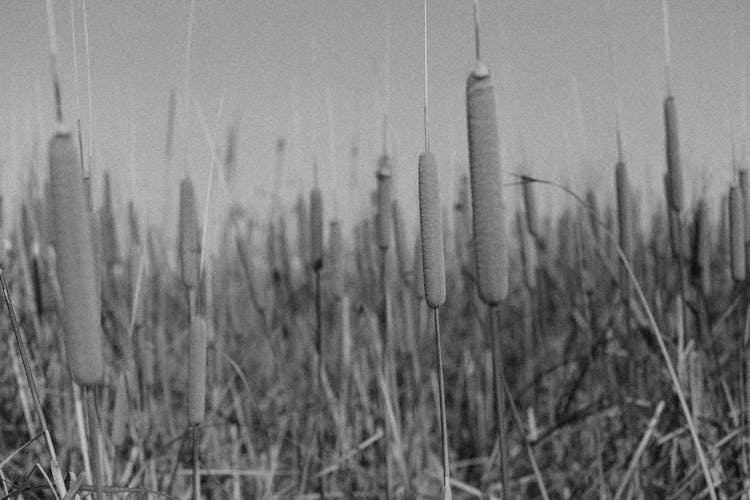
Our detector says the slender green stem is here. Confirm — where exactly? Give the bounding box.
[432,308,452,499]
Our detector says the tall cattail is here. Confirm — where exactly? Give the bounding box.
[413,237,425,302]
[179,177,201,288]
[392,200,409,280]
[664,173,682,259]
[295,195,310,268]
[329,220,344,298]
[188,315,208,425]
[585,189,600,241]
[49,130,104,386]
[664,96,684,212]
[466,62,508,305]
[310,182,324,272]
[128,201,140,246]
[111,373,128,447]
[729,184,746,281]
[100,171,119,266]
[516,210,536,289]
[418,152,446,309]
[615,161,632,261]
[376,151,392,251]
[740,169,750,274]
[521,176,538,241]
[690,199,711,295]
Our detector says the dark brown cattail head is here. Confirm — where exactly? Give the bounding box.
[413,236,425,302]
[522,176,539,240]
[178,177,201,288]
[730,184,746,281]
[295,194,310,267]
[664,96,683,212]
[128,201,140,246]
[376,154,392,251]
[516,210,536,289]
[466,63,508,305]
[585,189,600,241]
[615,161,632,260]
[49,130,104,386]
[418,151,446,308]
[99,173,119,266]
[310,185,324,271]
[329,220,344,298]
[392,200,409,280]
[690,198,711,295]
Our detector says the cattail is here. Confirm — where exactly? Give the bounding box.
[188,315,208,425]
[522,176,538,241]
[516,210,536,289]
[585,189,600,241]
[111,373,128,447]
[376,153,392,251]
[413,236,425,302]
[178,177,201,288]
[310,185,324,271]
[128,201,140,246]
[329,220,344,298]
[100,171,119,266]
[664,173,682,259]
[147,226,168,277]
[392,200,409,280]
[466,63,508,305]
[296,195,310,267]
[615,161,632,260]
[730,185,746,281]
[740,169,750,274]
[690,199,711,295]
[715,194,729,266]
[140,336,154,389]
[418,152,446,308]
[664,96,683,212]
[48,130,104,386]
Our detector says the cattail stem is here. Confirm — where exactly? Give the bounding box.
[380,248,392,500]
[314,268,325,499]
[432,308,452,500]
[192,423,200,500]
[490,306,510,499]
[85,387,103,500]
[0,268,67,497]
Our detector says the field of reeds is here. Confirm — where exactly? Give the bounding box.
[3,0,750,499]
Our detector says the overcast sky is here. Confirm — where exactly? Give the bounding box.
[1,1,748,250]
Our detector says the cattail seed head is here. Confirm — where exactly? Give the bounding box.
[310,186,324,271]
[128,201,140,246]
[413,236,425,302]
[664,96,684,212]
[49,131,105,386]
[516,210,536,289]
[585,189,600,241]
[178,177,201,288]
[615,161,632,260]
[296,195,310,267]
[690,199,711,295]
[392,200,409,280]
[188,316,208,425]
[730,185,746,281]
[376,154,392,251]
[418,152,446,308]
[466,65,508,305]
[521,176,538,240]
[111,373,128,447]
[100,172,120,265]
[329,220,344,298]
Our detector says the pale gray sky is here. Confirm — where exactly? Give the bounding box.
[1,1,748,251]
